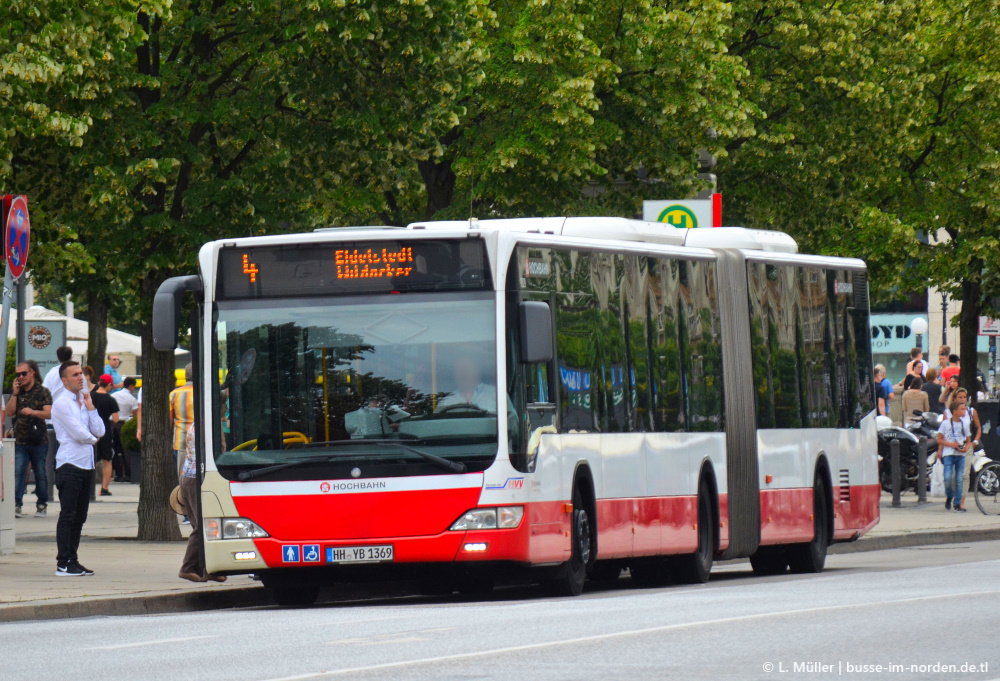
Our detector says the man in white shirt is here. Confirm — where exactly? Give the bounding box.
[51,361,105,577]
[111,377,139,481]
[42,345,75,423]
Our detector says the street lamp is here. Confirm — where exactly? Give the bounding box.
[911,317,929,353]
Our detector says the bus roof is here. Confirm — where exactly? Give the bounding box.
[405,217,799,253]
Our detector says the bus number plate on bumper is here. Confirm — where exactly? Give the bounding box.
[325,545,393,564]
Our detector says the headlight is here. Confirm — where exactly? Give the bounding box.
[205,518,270,541]
[450,506,523,531]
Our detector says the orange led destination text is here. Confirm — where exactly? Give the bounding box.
[335,247,413,279]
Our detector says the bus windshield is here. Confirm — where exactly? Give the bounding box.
[212,291,502,480]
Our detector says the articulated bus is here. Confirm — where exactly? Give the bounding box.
[153,217,879,605]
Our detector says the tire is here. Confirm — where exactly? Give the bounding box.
[271,585,320,607]
[673,479,714,584]
[787,475,830,574]
[749,547,788,576]
[544,486,592,597]
[975,463,1000,516]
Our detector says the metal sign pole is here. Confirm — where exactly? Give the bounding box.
[0,267,14,393]
[15,277,25,363]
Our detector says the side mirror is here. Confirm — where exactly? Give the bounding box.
[519,301,553,364]
[152,275,202,351]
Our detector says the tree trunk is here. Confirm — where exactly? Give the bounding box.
[86,290,109,376]
[418,158,457,220]
[136,275,183,541]
[959,275,981,408]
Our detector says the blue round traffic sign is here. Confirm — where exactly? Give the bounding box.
[4,195,30,279]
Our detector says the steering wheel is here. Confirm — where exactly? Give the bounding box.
[435,403,492,416]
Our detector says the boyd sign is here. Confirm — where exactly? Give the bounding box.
[870,314,929,355]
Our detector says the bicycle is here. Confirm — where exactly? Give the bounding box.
[974,460,1000,515]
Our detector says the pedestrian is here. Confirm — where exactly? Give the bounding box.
[936,402,971,512]
[901,377,929,424]
[939,354,960,384]
[91,374,120,496]
[935,345,951,383]
[941,374,961,408]
[5,360,53,518]
[922,367,944,414]
[135,386,142,442]
[943,388,982,508]
[82,365,95,392]
[170,365,194,471]
[898,347,927,391]
[112,377,139,482]
[170,365,195,521]
[875,364,894,409]
[51,361,105,576]
[42,345,75,417]
[874,366,889,416]
[177,423,227,584]
[103,354,125,393]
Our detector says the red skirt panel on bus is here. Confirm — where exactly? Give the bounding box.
[759,483,881,545]
[833,483,880,541]
[759,487,815,545]
[232,486,482,541]
[595,496,699,559]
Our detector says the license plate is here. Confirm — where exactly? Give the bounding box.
[325,545,394,564]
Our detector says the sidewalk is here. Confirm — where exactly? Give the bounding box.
[2,485,999,622]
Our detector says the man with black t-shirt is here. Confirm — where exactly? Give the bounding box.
[91,374,120,497]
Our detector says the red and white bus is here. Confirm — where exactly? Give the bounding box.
[154,217,879,605]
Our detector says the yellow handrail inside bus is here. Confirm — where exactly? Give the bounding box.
[231,431,312,451]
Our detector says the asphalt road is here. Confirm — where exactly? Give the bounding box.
[3,543,999,681]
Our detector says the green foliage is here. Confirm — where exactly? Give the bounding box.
[4,338,14,391]
[120,416,140,453]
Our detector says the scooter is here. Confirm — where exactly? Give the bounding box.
[877,414,924,493]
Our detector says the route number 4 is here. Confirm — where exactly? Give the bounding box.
[243,253,258,283]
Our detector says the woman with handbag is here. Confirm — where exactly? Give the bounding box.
[5,360,54,518]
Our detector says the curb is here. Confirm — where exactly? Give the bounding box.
[3,528,999,623]
[0,586,273,624]
[829,526,1000,554]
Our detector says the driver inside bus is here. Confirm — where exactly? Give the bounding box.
[436,354,520,440]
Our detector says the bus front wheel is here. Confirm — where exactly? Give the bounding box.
[544,487,591,597]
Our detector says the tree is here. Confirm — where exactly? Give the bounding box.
[716,0,933,296]
[885,0,1000,399]
[327,0,757,225]
[20,0,490,540]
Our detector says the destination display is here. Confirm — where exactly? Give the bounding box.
[217,238,490,299]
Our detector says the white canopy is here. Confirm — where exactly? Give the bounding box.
[6,305,186,358]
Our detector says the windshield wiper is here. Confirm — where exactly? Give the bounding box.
[236,439,465,481]
[236,453,351,481]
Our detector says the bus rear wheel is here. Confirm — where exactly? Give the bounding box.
[673,480,713,584]
[788,475,829,574]
[544,487,591,597]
